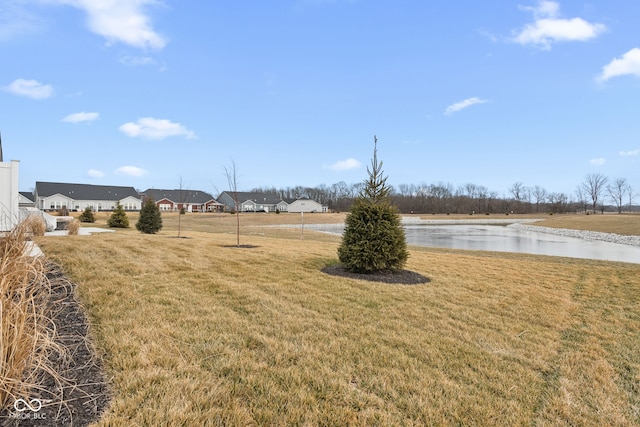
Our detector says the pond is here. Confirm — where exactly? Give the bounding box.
[304,221,640,264]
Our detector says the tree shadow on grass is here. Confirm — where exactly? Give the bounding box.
[321,264,430,285]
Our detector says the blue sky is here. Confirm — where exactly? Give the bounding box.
[2,0,639,198]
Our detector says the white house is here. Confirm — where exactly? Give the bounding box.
[0,142,20,231]
[286,198,326,213]
[217,191,285,213]
[34,182,142,212]
[217,192,327,213]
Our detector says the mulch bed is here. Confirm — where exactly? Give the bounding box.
[321,264,430,285]
[0,263,110,427]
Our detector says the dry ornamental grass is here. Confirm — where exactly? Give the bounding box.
[0,221,63,410]
[0,220,109,426]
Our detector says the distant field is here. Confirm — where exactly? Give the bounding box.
[534,213,640,236]
[78,211,640,236]
[35,212,640,425]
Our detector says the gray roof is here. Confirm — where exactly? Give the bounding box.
[35,182,140,200]
[19,191,34,202]
[221,191,283,205]
[142,188,218,204]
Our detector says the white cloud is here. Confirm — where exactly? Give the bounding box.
[119,54,156,66]
[4,78,53,99]
[114,166,148,177]
[54,0,166,49]
[589,158,606,166]
[0,2,43,41]
[444,97,488,115]
[62,111,99,123]
[520,0,560,19]
[597,48,640,82]
[119,117,196,140]
[619,149,640,157]
[87,169,105,178]
[327,158,361,171]
[513,1,606,49]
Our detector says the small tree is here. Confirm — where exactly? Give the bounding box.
[78,206,96,223]
[107,202,130,228]
[337,136,408,273]
[224,159,241,247]
[136,197,163,234]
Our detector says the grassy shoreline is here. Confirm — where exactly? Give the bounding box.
[32,212,640,425]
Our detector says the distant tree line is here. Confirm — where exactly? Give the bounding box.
[251,173,637,215]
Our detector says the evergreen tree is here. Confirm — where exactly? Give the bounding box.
[107,202,130,228]
[337,136,408,273]
[136,197,163,234]
[78,206,96,223]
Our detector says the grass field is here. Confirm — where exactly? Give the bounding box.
[34,212,640,425]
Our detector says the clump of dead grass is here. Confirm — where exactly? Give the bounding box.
[67,219,81,236]
[0,220,66,411]
[22,215,47,237]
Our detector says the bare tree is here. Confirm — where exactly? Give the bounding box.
[628,184,636,211]
[509,182,524,202]
[607,177,628,214]
[224,159,241,247]
[581,173,608,214]
[547,192,569,213]
[531,185,547,212]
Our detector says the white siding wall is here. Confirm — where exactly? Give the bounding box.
[288,199,323,213]
[0,160,19,231]
[120,196,142,211]
[41,195,74,210]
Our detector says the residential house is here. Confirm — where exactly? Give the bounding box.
[34,182,142,212]
[141,189,223,212]
[218,191,286,213]
[217,192,326,213]
[19,191,35,208]
[285,197,326,213]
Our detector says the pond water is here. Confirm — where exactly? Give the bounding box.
[305,223,640,264]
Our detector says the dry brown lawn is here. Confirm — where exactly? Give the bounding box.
[534,213,640,236]
[33,212,640,425]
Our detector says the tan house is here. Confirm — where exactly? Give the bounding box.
[141,189,223,212]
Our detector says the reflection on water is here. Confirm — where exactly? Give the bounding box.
[307,223,640,264]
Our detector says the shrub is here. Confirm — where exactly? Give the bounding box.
[337,136,408,273]
[107,202,130,228]
[67,219,81,235]
[23,215,46,236]
[338,199,408,273]
[78,207,96,223]
[136,198,163,234]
